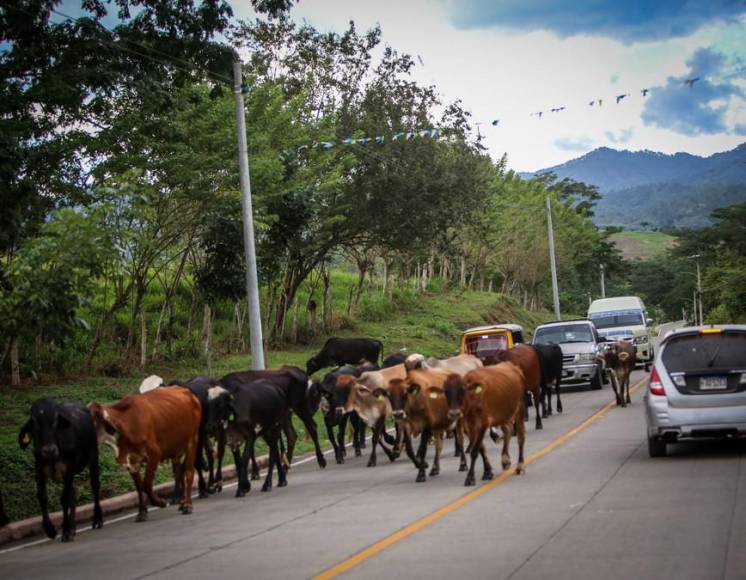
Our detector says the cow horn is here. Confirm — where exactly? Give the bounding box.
[139,375,164,393]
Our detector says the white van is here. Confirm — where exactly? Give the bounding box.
[587,296,654,363]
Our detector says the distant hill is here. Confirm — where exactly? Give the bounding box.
[522,143,746,229]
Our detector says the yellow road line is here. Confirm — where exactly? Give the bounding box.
[313,377,647,580]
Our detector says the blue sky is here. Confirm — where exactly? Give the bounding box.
[57,0,746,171]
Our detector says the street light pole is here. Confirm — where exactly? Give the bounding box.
[600,264,606,298]
[233,60,265,370]
[546,197,561,320]
[689,254,704,327]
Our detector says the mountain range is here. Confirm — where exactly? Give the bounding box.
[521,142,746,229]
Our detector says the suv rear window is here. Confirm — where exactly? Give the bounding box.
[534,325,594,344]
[662,331,746,373]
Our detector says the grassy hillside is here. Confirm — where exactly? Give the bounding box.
[0,287,551,524]
[609,230,678,261]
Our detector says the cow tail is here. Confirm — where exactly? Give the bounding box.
[376,340,384,364]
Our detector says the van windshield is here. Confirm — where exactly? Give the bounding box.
[589,309,644,330]
[534,325,594,344]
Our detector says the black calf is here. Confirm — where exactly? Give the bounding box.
[18,399,103,542]
[532,344,564,416]
[306,337,383,376]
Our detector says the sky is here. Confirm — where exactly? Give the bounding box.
[234,0,746,172]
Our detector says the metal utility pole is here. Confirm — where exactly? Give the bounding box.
[233,60,265,369]
[689,254,704,327]
[546,197,561,320]
[600,264,606,298]
[692,289,698,326]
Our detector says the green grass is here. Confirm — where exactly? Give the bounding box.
[609,230,678,261]
[0,287,551,523]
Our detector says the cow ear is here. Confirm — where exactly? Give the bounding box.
[356,384,371,393]
[428,387,444,399]
[18,419,33,449]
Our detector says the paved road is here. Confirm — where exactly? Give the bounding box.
[1,356,744,579]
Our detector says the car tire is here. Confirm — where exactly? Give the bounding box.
[590,368,603,390]
[648,435,667,458]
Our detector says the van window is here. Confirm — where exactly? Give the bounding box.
[589,309,643,329]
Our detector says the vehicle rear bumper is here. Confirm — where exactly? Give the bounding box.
[561,363,598,384]
[645,395,746,439]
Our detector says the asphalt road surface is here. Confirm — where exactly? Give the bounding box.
[2,331,744,580]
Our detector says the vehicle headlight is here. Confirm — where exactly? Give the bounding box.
[578,353,596,362]
[633,336,648,345]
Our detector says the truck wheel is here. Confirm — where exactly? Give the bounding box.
[590,368,603,390]
[648,435,667,458]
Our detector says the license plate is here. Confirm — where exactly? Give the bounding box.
[699,376,728,390]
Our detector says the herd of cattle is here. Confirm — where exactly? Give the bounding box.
[2,336,638,544]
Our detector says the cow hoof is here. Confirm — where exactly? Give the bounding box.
[366,459,376,468]
[43,521,57,539]
[261,484,272,492]
[542,412,549,419]
[459,463,467,472]
[416,473,427,483]
[515,464,526,475]
[482,471,494,481]
[235,489,246,498]
[92,518,103,530]
[181,505,193,515]
[153,499,167,509]
[318,456,327,469]
[355,448,362,457]
[251,473,261,481]
[135,512,148,523]
[61,531,74,543]
[428,468,440,477]
[336,455,345,465]
[536,423,543,430]
[464,476,475,486]
[198,490,209,499]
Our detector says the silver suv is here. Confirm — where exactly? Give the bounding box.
[532,319,606,389]
[645,325,746,457]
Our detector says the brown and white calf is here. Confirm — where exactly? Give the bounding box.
[444,362,527,486]
[89,387,202,520]
[334,368,404,467]
[605,341,637,407]
[405,353,483,375]
[384,367,467,483]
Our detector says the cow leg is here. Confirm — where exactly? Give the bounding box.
[514,411,527,475]
[195,425,208,499]
[60,473,76,542]
[337,413,349,458]
[500,423,513,471]
[456,422,468,472]
[232,444,249,498]
[181,434,198,514]
[465,427,486,486]
[402,427,422,469]
[144,454,166,509]
[523,392,531,421]
[213,429,226,493]
[298,410,327,469]
[358,419,367,450]
[625,374,632,405]
[204,436,216,495]
[367,421,381,467]
[262,431,282,492]
[609,370,622,405]
[555,377,563,413]
[283,416,297,465]
[416,430,431,483]
[533,391,544,430]
[377,419,397,463]
[170,461,183,506]
[544,385,553,416]
[429,433,443,477]
[249,439,261,481]
[35,465,56,539]
[391,423,402,459]
[272,429,288,488]
[131,471,148,522]
[90,449,104,530]
[325,414,343,464]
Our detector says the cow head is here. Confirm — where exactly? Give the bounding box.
[404,353,426,371]
[387,379,408,420]
[443,374,466,421]
[18,399,70,462]
[306,356,321,377]
[333,375,356,420]
[88,402,122,455]
[206,386,233,429]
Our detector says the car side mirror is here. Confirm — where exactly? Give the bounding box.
[646,318,654,326]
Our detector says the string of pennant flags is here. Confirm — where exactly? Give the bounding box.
[281,73,728,157]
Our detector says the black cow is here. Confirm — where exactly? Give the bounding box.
[164,376,232,499]
[532,344,564,416]
[0,490,9,527]
[309,365,372,464]
[18,399,103,542]
[306,337,384,376]
[220,366,326,480]
[223,379,289,495]
[382,352,408,368]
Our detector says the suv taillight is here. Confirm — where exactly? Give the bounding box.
[649,368,665,396]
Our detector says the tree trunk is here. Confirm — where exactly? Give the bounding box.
[292,297,300,342]
[153,301,167,359]
[10,335,20,386]
[202,304,212,373]
[460,256,467,287]
[140,313,147,369]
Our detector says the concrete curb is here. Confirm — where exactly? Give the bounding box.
[0,455,268,547]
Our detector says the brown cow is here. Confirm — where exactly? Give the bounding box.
[605,341,637,407]
[89,388,202,521]
[444,363,527,486]
[384,368,467,482]
[492,344,545,430]
[405,354,483,375]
